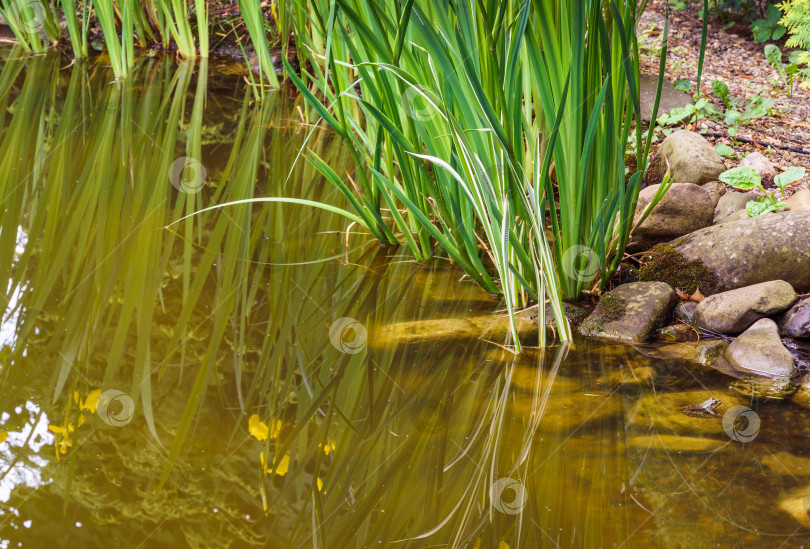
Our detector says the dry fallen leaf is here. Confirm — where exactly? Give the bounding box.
[690,289,706,303]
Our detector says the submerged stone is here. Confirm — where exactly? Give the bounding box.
[714,318,798,379]
[633,340,728,372]
[730,376,796,400]
[374,302,587,347]
[692,280,797,334]
[627,388,746,436]
[578,282,678,343]
[778,485,810,529]
[762,452,810,476]
[629,434,725,452]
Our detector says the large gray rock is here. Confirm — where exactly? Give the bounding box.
[714,190,760,223]
[714,318,797,379]
[780,298,810,338]
[639,211,810,294]
[578,282,678,343]
[692,280,797,334]
[630,183,715,250]
[639,74,693,123]
[658,130,727,185]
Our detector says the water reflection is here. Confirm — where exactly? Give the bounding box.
[0,46,809,548]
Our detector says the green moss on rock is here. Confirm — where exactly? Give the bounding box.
[598,292,627,322]
[638,243,724,295]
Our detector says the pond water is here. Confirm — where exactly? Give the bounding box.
[1,48,810,548]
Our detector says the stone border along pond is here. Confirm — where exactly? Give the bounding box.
[576,129,810,402]
[379,129,810,402]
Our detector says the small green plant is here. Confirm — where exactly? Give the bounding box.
[709,80,777,136]
[712,79,731,108]
[752,4,787,42]
[656,97,719,126]
[719,165,806,216]
[674,79,692,92]
[715,143,736,157]
[765,44,789,88]
[786,50,810,90]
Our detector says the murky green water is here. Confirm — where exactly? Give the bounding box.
[1,47,810,548]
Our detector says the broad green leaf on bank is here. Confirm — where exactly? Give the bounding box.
[715,144,735,157]
[746,199,772,217]
[719,166,761,190]
[775,166,806,190]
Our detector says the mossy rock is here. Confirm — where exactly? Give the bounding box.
[578,282,679,343]
[639,211,810,294]
[638,243,724,295]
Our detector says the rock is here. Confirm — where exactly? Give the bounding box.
[702,181,726,208]
[692,280,797,334]
[787,189,810,212]
[656,130,727,185]
[629,434,725,452]
[718,208,757,224]
[607,365,658,387]
[633,340,729,371]
[714,190,760,223]
[730,376,796,400]
[639,211,810,294]
[655,323,696,342]
[739,151,777,183]
[578,282,679,343]
[373,309,538,347]
[674,301,698,323]
[627,388,747,436]
[374,303,587,347]
[541,302,588,333]
[762,452,810,476]
[714,318,798,379]
[639,74,693,123]
[792,375,810,409]
[778,485,810,529]
[629,183,715,251]
[780,298,810,338]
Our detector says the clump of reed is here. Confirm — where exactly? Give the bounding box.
[276,0,673,348]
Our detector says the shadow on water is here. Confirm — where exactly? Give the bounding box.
[1,46,810,548]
